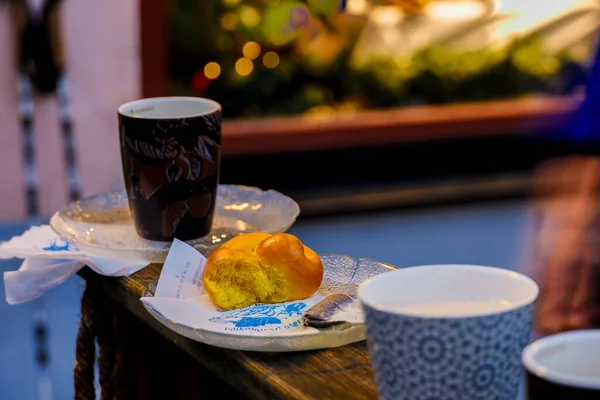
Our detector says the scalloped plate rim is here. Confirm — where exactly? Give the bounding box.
[49,184,301,254]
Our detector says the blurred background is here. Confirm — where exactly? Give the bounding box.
[1,0,599,398]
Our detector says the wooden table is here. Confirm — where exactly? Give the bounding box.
[75,264,378,400]
[72,174,543,399]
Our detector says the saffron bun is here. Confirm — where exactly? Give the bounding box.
[202,232,324,310]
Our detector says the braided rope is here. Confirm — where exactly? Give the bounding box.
[97,302,115,400]
[112,307,129,400]
[74,283,140,399]
[74,285,97,400]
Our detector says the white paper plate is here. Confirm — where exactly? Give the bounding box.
[141,255,397,352]
[49,185,300,263]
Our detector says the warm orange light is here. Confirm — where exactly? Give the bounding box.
[240,6,261,28]
[262,52,280,68]
[242,42,262,60]
[204,62,221,79]
[235,58,254,76]
[304,105,336,122]
[220,13,238,30]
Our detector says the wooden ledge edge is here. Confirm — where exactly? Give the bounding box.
[222,97,579,156]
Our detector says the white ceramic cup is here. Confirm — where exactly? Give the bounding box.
[522,330,600,399]
[358,264,539,400]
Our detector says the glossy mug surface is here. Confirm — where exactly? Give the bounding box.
[523,330,600,400]
[118,97,221,241]
[358,264,539,400]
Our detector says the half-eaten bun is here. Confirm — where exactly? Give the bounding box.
[203,232,323,310]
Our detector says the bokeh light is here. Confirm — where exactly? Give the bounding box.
[243,42,262,60]
[289,4,310,28]
[240,5,261,28]
[235,58,254,76]
[262,1,304,45]
[204,62,221,79]
[304,105,336,122]
[263,52,280,68]
[220,13,238,30]
[307,0,341,15]
[337,101,358,115]
[345,0,367,14]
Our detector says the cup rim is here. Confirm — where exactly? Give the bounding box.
[357,264,539,319]
[118,96,222,119]
[522,329,600,390]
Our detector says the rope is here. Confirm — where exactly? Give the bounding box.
[97,300,115,400]
[74,284,97,400]
[111,307,129,400]
[74,283,127,399]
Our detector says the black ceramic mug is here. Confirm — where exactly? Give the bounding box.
[118,97,222,241]
[522,330,600,400]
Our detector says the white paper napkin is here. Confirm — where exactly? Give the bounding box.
[1,225,148,304]
[141,240,363,338]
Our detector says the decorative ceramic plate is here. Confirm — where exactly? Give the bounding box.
[50,185,300,263]
[140,255,397,352]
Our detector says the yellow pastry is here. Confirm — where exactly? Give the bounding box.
[203,232,324,310]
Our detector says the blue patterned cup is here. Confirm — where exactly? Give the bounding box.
[358,265,539,400]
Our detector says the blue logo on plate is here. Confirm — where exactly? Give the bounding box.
[43,238,78,252]
[209,302,307,329]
